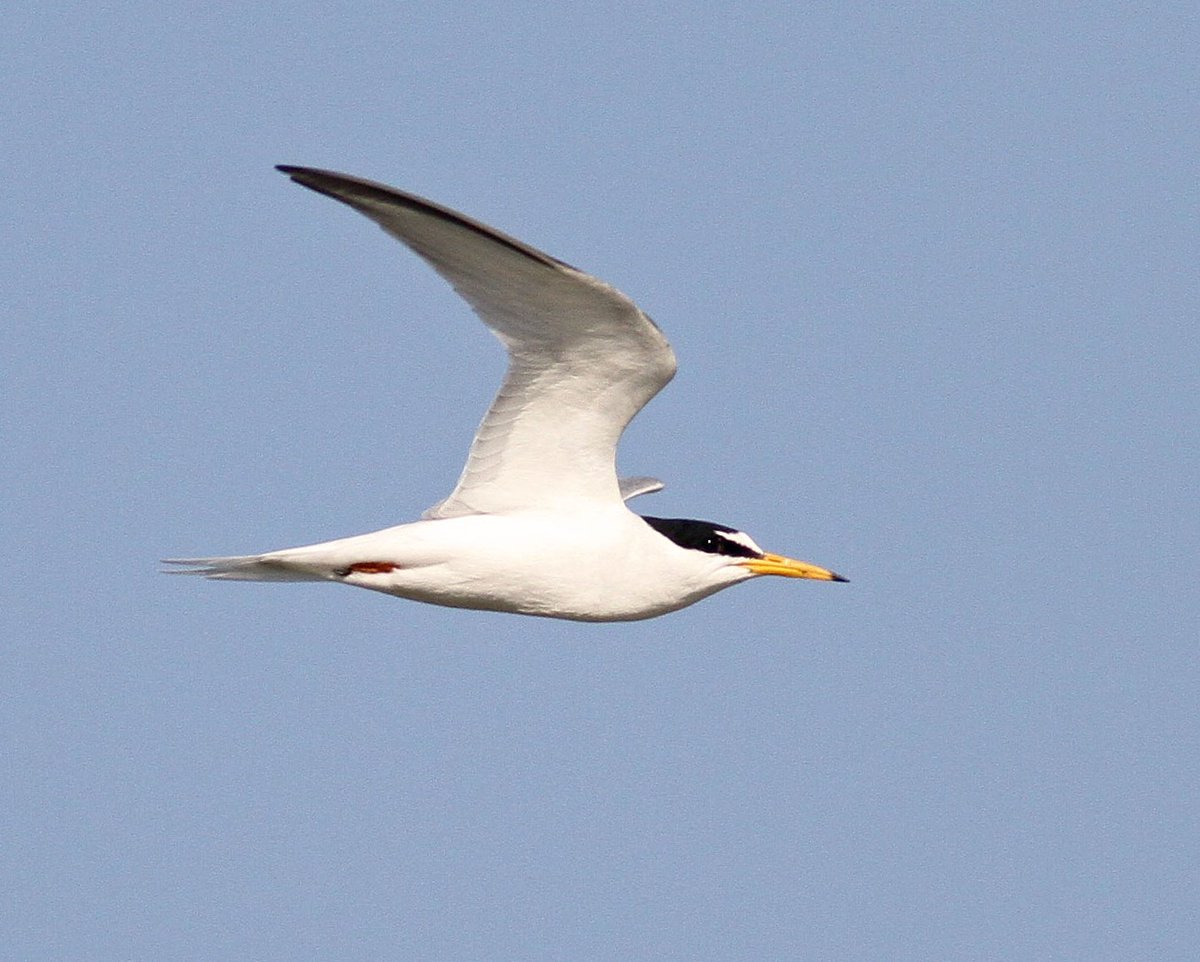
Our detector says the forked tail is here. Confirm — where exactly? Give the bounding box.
[161,555,327,582]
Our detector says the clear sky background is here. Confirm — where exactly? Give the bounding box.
[5,3,1197,960]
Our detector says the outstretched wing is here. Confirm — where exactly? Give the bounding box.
[278,166,676,517]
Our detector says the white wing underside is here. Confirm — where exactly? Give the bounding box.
[278,167,677,518]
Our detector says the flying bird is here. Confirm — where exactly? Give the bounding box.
[165,166,846,621]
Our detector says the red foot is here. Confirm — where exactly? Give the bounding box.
[347,561,398,574]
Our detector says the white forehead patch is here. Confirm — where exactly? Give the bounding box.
[717,530,764,555]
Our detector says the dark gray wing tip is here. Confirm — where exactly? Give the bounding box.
[275,164,375,206]
[274,164,578,272]
[276,164,337,181]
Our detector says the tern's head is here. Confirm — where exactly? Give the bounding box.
[640,516,847,585]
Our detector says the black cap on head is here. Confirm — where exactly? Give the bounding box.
[640,516,763,559]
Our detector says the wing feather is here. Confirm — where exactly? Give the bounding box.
[277,166,676,516]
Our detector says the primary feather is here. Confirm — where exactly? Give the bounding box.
[276,167,676,518]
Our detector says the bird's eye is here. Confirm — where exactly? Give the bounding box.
[708,536,735,556]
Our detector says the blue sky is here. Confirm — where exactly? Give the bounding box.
[5,3,1197,959]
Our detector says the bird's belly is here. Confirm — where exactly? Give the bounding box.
[373,558,697,622]
[356,518,710,622]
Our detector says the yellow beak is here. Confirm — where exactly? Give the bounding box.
[739,553,848,582]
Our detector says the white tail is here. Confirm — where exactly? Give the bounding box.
[161,555,327,582]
